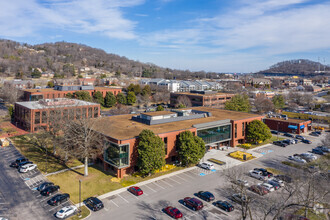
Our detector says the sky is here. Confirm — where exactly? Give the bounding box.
[1,0,330,73]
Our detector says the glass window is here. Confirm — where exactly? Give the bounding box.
[104,142,129,168]
[94,107,99,118]
[235,124,237,138]
[35,112,40,124]
[88,107,92,118]
[76,109,81,119]
[164,137,168,155]
[82,108,87,119]
[41,111,47,124]
[242,122,245,136]
[197,124,231,145]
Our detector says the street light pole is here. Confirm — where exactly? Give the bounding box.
[277,122,279,140]
[79,179,82,216]
[45,146,48,174]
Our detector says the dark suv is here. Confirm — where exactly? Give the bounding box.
[40,185,60,196]
[84,197,104,211]
[37,182,54,191]
[48,193,70,206]
[10,157,28,168]
[196,191,215,202]
[183,197,203,211]
[273,141,287,147]
[253,168,273,178]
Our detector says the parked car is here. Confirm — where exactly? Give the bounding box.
[55,205,77,219]
[231,194,249,204]
[292,139,299,144]
[10,157,28,168]
[288,155,307,163]
[84,197,104,211]
[234,179,249,187]
[310,132,320,137]
[259,182,275,192]
[17,161,33,169]
[214,200,234,212]
[40,185,60,196]
[315,146,330,153]
[196,191,215,202]
[164,206,183,219]
[48,193,70,206]
[19,164,37,173]
[249,170,268,180]
[275,175,292,183]
[282,139,292,145]
[271,130,279,134]
[295,135,305,140]
[284,133,294,138]
[267,179,284,188]
[37,182,54,191]
[199,162,215,170]
[250,185,269,196]
[183,197,203,211]
[128,186,143,196]
[254,168,273,178]
[299,153,317,161]
[273,141,287,147]
[312,148,325,155]
[302,139,312,144]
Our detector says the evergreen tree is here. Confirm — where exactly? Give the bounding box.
[116,93,126,105]
[156,105,164,111]
[104,92,116,107]
[93,91,104,106]
[272,95,285,109]
[142,85,151,96]
[137,130,166,176]
[246,120,272,143]
[74,91,92,101]
[225,94,251,112]
[127,91,136,105]
[176,131,205,166]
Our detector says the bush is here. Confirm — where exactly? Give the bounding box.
[228,151,255,161]
[238,143,252,149]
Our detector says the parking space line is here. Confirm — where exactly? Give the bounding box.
[168,177,181,185]
[127,192,139,200]
[111,200,119,207]
[144,184,157,192]
[118,194,129,203]
[159,179,173,187]
[152,182,165,190]
[181,172,195,179]
[175,175,188,182]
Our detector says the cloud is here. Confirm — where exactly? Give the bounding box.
[0,0,144,39]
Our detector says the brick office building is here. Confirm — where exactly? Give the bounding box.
[90,107,263,178]
[23,85,122,101]
[170,91,235,108]
[264,117,312,134]
[14,98,100,132]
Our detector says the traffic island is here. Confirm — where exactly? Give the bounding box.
[228,151,255,162]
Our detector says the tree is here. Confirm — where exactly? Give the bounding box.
[93,91,104,106]
[116,93,126,105]
[272,95,285,109]
[104,92,116,107]
[65,93,73,98]
[225,94,251,112]
[137,130,165,176]
[142,85,151,96]
[127,91,136,105]
[156,105,164,111]
[176,95,192,108]
[176,131,205,166]
[31,68,41,78]
[47,81,54,88]
[8,105,14,120]
[127,84,141,95]
[73,91,92,102]
[0,83,23,104]
[246,120,272,143]
[254,97,274,113]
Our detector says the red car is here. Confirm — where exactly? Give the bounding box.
[183,197,203,211]
[128,186,143,196]
[250,185,269,196]
[164,206,183,219]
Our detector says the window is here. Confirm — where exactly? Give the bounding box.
[69,109,74,120]
[42,111,47,124]
[82,108,87,119]
[35,112,40,124]
[63,109,68,120]
[76,109,81,119]
[234,124,237,138]
[197,125,231,144]
[88,107,92,118]
[242,122,245,136]
[164,137,168,155]
[175,135,180,151]
[94,107,99,118]
[104,142,129,168]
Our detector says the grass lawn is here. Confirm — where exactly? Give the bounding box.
[11,135,82,174]
[47,165,184,204]
[68,206,90,220]
[265,167,284,175]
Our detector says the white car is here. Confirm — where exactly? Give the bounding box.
[300,153,317,161]
[259,182,275,192]
[19,164,37,173]
[235,179,249,187]
[199,162,215,170]
[249,170,268,180]
[55,205,78,219]
[288,156,307,163]
[269,178,285,187]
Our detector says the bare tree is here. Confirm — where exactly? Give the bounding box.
[0,83,23,104]
[254,97,274,113]
[176,95,192,108]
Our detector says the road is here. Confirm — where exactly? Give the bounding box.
[88,133,325,220]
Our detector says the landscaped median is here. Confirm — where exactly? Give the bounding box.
[228,151,255,161]
[237,136,284,150]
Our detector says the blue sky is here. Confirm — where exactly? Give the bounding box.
[1,0,330,72]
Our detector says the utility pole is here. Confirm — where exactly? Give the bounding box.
[79,179,82,216]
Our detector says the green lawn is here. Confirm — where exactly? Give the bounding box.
[47,165,184,204]
[11,135,82,174]
[68,205,90,220]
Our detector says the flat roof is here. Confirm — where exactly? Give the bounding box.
[173,92,233,97]
[264,117,310,124]
[16,99,98,110]
[141,111,174,116]
[24,86,121,93]
[91,107,262,140]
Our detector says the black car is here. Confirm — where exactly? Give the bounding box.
[275,175,292,183]
[17,161,33,169]
[40,185,60,196]
[271,130,279,135]
[312,148,325,155]
[284,133,294,138]
[214,200,234,212]
[10,157,28,168]
[253,168,273,178]
[273,141,287,147]
[37,182,54,191]
[196,191,215,202]
[84,197,104,211]
[48,193,70,206]
[302,139,312,144]
[310,132,320,137]
[295,135,305,140]
[282,139,292,145]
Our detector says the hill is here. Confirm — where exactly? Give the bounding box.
[258,59,330,76]
[0,39,221,80]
